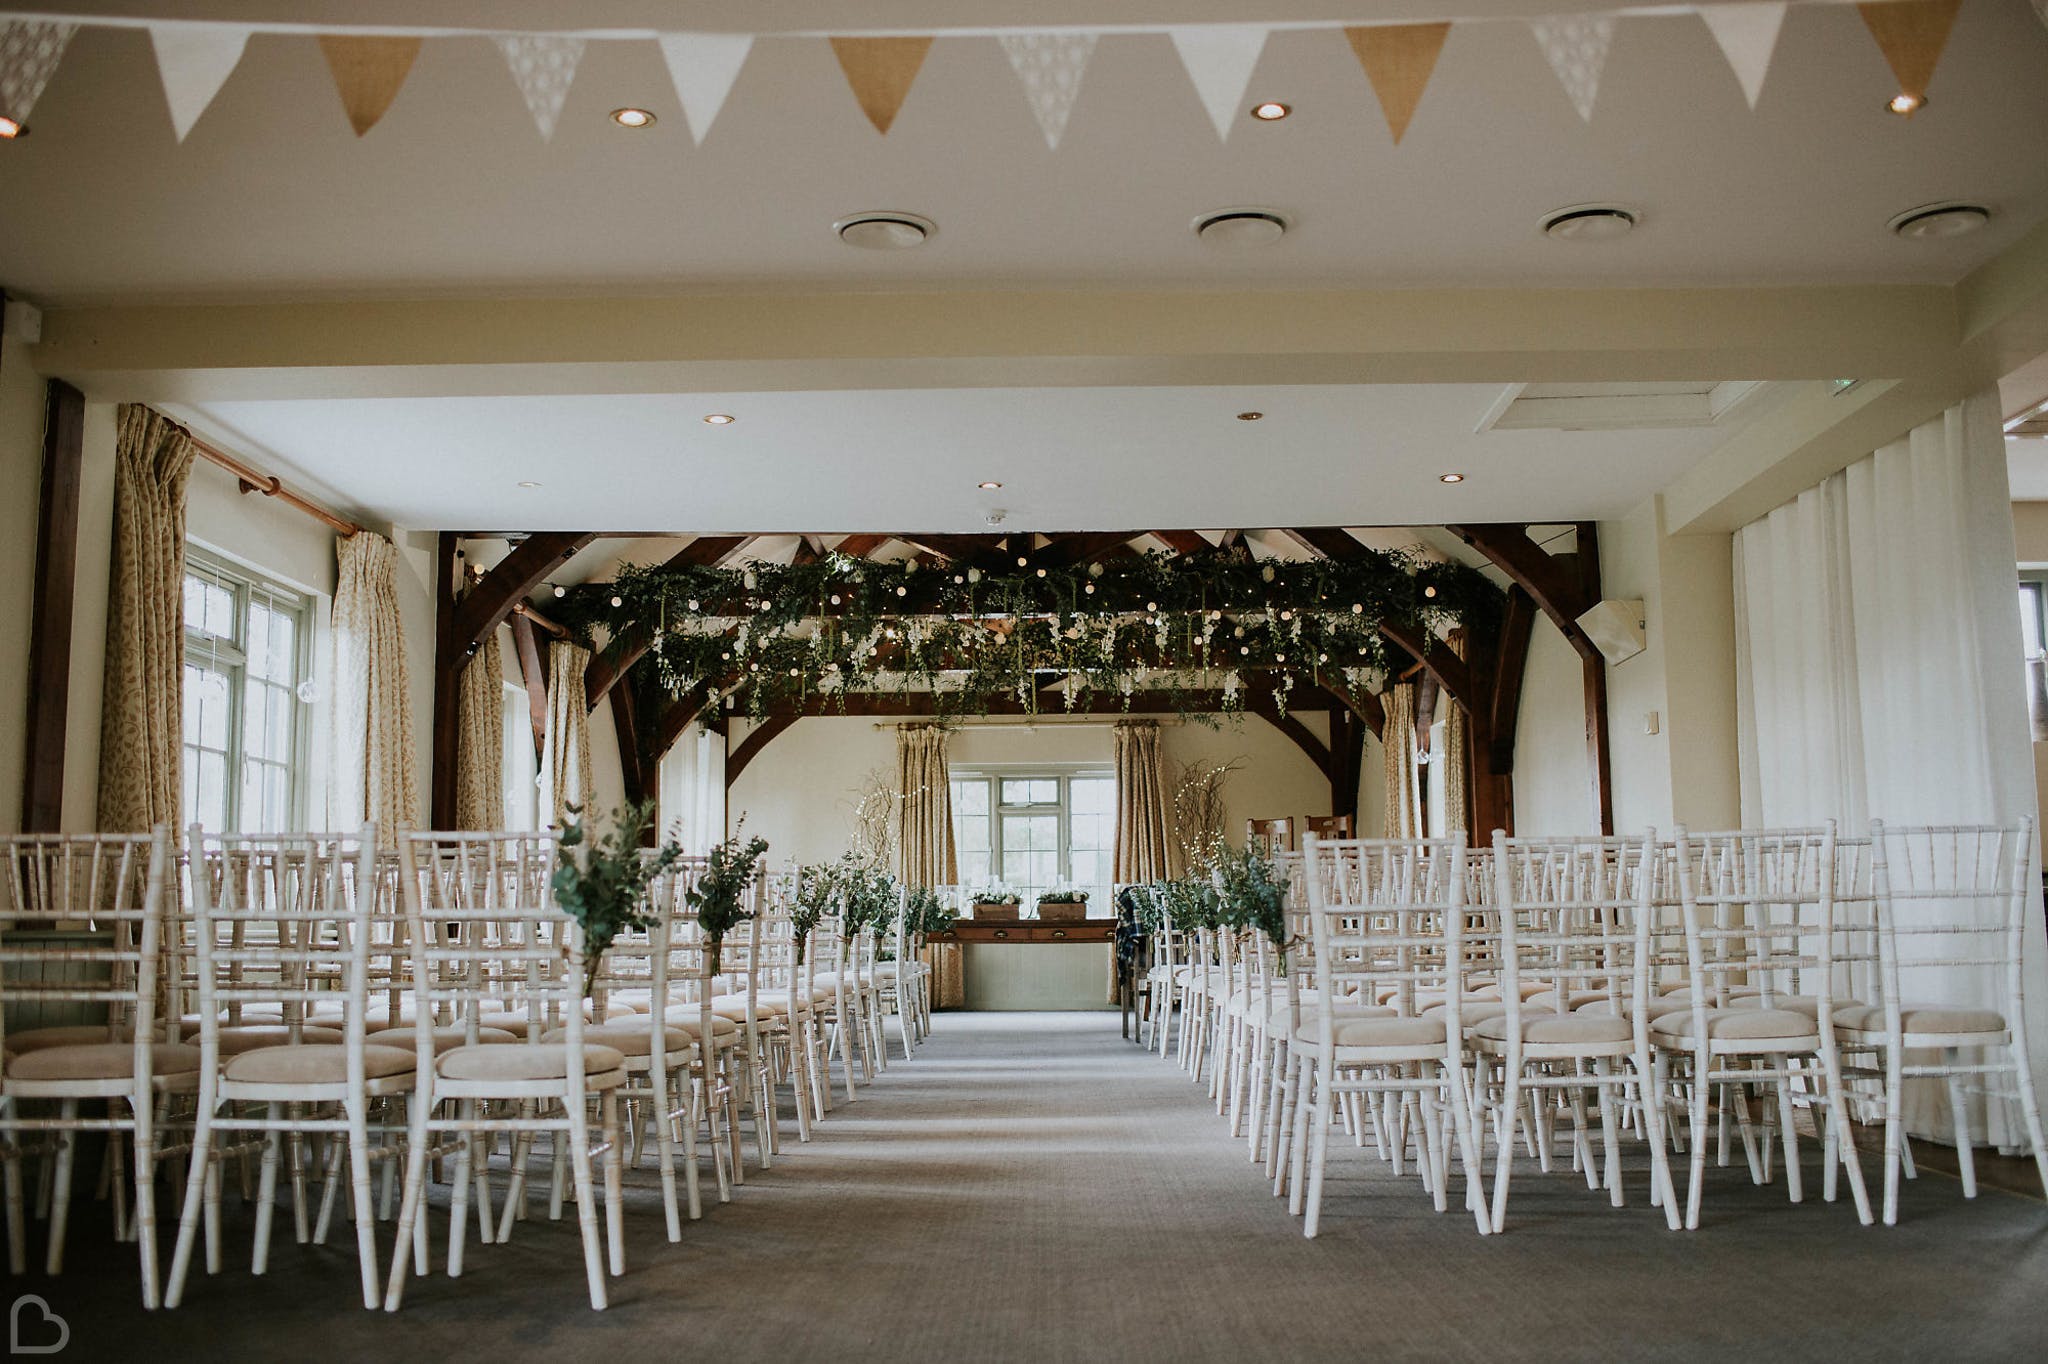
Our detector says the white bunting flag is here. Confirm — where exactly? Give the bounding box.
[0,19,77,125]
[1530,16,1615,122]
[998,33,1098,150]
[494,33,585,140]
[657,32,752,144]
[1169,25,1267,141]
[1699,3,1786,109]
[149,24,249,141]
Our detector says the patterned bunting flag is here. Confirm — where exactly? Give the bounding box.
[495,33,586,140]
[1530,15,1616,122]
[0,19,77,125]
[998,33,1097,150]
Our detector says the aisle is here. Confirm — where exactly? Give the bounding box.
[32,1012,2048,1362]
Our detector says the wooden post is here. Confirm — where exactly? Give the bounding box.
[21,380,85,832]
[429,532,462,828]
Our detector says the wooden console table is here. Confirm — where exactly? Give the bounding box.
[928,919,1118,1009]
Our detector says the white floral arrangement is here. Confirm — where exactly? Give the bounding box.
[968,879,1023,906]
[1036,880,1090,905]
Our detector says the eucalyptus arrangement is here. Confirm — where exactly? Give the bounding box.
[838,859,899,943]
[1211,845,1293,963]
[903,885,956,936]
[551,801,684,994]
[1152,874,1223,933]
[788,860,836,965]
[686,824,770,975]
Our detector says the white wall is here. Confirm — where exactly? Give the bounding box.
[724,710,1333,872]
[1512,615,1596,835]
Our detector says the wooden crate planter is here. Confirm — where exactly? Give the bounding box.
[972,900,1020,922]
[1036,899,1088,922]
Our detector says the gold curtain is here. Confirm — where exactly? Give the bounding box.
[1382,682,1423,838]
[329,530,419,829]
[895,723,962,1007]
[1113,719,1174,882]
[454,626,504,829]
[97,405,194,832]
[1438,635,1471,834]
[541,639,593,826]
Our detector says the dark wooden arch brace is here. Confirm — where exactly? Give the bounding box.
[1446,522,1613,834]
[585,534,753,707]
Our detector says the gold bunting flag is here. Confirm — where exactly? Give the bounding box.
[1346,23,1451,145]
[830,36,932,134]
[1857,0,1960,107]
[319,34,421,136]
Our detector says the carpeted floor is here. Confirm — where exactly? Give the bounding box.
[20,1012,2048,1363]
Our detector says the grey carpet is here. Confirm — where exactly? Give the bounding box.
[20,1012,2048,1363]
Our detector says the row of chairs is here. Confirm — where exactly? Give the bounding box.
[0,826,933,1311]
[1144,821,2048,1237]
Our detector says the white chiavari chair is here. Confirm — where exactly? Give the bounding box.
[166,825,410,1309]
[1476,831,1681,1232]
[1653,825,1872,1229]
[1845,819,2047,1223]
[0,828,196,1306]
[382,830,627,1312]
[646,856,746,1202]
[1288,833,1488,1237]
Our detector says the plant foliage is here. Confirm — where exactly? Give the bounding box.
[551,801,684,994]
[686,825,770,974]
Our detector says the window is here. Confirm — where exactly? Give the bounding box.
[502,681,540,830]
[2022,576,2047,736]
[949,768,1116,910]
[182,546,313,832]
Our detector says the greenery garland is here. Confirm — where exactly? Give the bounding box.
[556,545,1496,722]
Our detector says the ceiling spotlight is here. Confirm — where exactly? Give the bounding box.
[1439,472,1465,484]
[1251,102,1291,121]
[1194,208,1289,247]
[1888,202,1990,240]
[0,117,24,139]
[703,413,736,425]
[1237,411,1264,422]
[1886,92,1925,117]
[834,211,937,250]
[978,480,1003,490]
[1541,204,1637,240]
[552,584,567,598]
[517,480,542,488]
[609,107,656,129]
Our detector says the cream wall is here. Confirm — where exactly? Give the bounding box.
[724,711,1333,873]
[2015,502,2048,565]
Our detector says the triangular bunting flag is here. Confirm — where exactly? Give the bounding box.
[149,24,249,141]
[1345,23,1450,145]
[657,33,753,144]
[1699,4,1786,109]
[1858,0,1961,106]
[997,33,1098,150]
[1530,16,1615,122]
[829,36,932,134]
[2035,0,2048,37]
[495,33,585,140]
[0,19,77,125]
[319,35,421,136]
[1169,26,1268,140]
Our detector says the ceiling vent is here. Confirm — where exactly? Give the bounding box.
[1193,209,1288,247]
[834,212,936,250]
[1476,381,1765,433]
[1540,204,1636,240]
[1888,202,1990,240]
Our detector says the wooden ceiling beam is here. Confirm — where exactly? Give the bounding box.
[1146,529,1213,556]
[449,531,597,656]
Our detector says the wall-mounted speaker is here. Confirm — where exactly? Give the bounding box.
[1576,599,1646,665]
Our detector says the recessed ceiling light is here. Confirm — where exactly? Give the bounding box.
[1195,208,1289,247]
[1236,411,1264,422]
[1541,204,1637,240]
[610,107,656,129]
[1888,202,1990,240]
[834,211,937,250]
[1439,472,1465,484]
[978,480,1003,489]
[1251,102,1291,121]
[703,413,736,425]
[517,480,542,489]
[0,117,25,139]
[1886,92,1925,117]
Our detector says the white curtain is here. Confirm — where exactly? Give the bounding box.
[329,530,419,830]
[1733,389,2047,1143]
[657,720,726,853]
[539,639,592,827]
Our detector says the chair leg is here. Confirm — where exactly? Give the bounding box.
[1772,1066,1802,1205]
[650,1073,681,1242]
[447,1105,475,1278]
[1302,1071,1336,1238]
[252,1105,284,1273]
[381,1108,433,1311]
[565,1099,607,1310]
[602,1091,625,1278]
[130,1095,163,1310]
[1944,1054,1977,1199]
[2,1121,24,1276]
[1882,1043,1906,1225]
[165,1105,216,1308]
[346,1100,382,1310]
[1685,1051,1709,1230]
[44,1100,78,1277]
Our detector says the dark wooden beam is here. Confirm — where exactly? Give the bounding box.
[1328,707,1366,820]
[1146,529,1213,556]
[21,379,84,832]
[725,714,798,786]
[611,676,648,807]
[584,534,752,705]
[449,531,596,657]
[1032,532,1138,569]
[892,533,1010,565]
[429,532,463,827]
[830,532,890,558]
[510,610,549,758]
[1445,523,1595,647]
[1281,528,1483,712]
[1488,587,1537,772]
[1574,522,1614,835]
[653,680,715,757]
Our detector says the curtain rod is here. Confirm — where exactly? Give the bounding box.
[189,432,361,538]
[512,601,569,638]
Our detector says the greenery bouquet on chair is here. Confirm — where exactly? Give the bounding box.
[551,800,684,994]
[903,885,956,936]
[687,824,770,976]
[838,858,899,947]
[788,860,838,966]
[1211,845,1291,967]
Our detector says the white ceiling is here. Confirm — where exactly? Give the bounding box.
[172,382,1765,531]
[3,3,2046,302]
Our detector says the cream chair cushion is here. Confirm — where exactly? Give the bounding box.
[224,1043,414,1085]
[544,1023,695,1058]
[3,1025,130,1054]
[436,1043,626,1082]
[1294,1016,1447,1049]
[6,1041,202,1081]
[1471,1013,1632,1045]
[1830,1002,2007,1035]
[1576,995,1690,1019]
[215,1025,346,1055]
[658,1008,740,1038]
[1649,1007,1816,1043]
[372,1025,519,1053]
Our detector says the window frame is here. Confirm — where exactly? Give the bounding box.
[949,763,1116,905]
[182,544,314,833]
